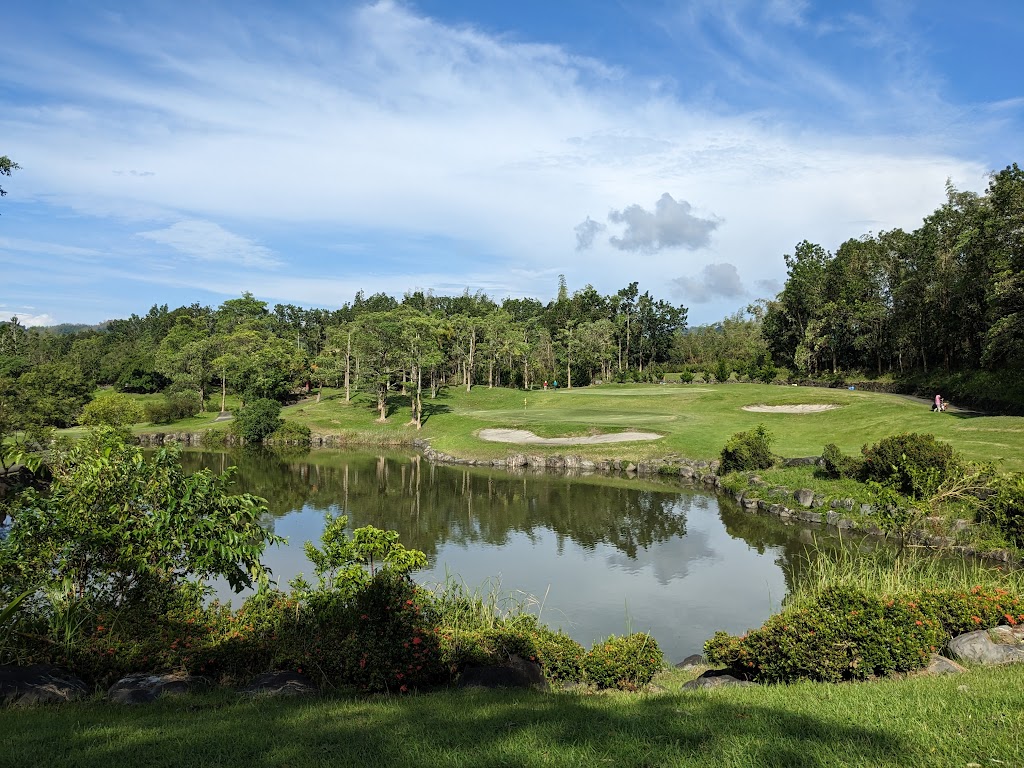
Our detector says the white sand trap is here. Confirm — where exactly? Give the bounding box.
[742,404,839,413]
[479,428,663,445]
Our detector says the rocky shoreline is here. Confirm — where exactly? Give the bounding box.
[131,430,1019,566]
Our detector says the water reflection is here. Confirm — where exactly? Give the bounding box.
[178,448,844,661]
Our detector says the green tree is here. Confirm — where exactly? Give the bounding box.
[232,398,283,444]
[79,392,145,427]
[0,428,282,601]
[0,155,19,202]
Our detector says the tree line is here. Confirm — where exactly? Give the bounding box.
[0,278,688,437]
[762,164,1024,379]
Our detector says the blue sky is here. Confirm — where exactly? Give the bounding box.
[2,0,1022,326]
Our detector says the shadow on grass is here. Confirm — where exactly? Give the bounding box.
[1,688,909,768]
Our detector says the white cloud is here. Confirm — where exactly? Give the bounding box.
[671,263,746,303]
[0,1,1000,323]
[136,220,280,268]
[606,193,720,253]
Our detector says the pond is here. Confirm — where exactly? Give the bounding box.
[180,448,847,663]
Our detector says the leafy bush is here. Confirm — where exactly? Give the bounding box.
[980,473,1024,547]
[268,421,311,447]
[819,443,861,479]
[705,585,1024,684]
[719,424,775,474]
[144,391,202,424]
[80,392,145,427]
[705,586,945,683]
[583,632,662,691]
[860,433,960,498]
[714,359,730,384]
[232,398,283,444]
[335,571,444,692]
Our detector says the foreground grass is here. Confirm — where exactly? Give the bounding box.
[273,383,1024,471]
[3,665,1022,767]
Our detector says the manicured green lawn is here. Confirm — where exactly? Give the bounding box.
[277,384,1024,472]
[3,665,1022,767]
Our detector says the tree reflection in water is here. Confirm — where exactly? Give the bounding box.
[176,448,856,661]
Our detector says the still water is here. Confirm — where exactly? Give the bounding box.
[180,448,842,662]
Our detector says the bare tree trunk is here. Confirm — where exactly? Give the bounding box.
[345,331,353,402]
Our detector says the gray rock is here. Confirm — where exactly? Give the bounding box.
[0,664,88,706]
[948,626,1024,665]
[794,488,815,507]
[459,655,548,691]
[681,670,755,690]
[674,654,704,670]
[240,671,318,697]
[108,672,204,704]
[922,654,967,676]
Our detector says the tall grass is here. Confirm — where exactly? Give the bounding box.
[786,537,1024,609]
[424,572,550,631]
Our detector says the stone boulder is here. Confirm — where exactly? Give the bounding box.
[108,671,204,704]
[0,664,88,706]
[240,671,318,697]
[681,669,755,690]
[922,654,967,676]
[459,655,548,691]
[948,626,1024,665]
[674,654,704,670]
[790,489,815,507]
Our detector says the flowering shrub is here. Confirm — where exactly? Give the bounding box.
[583,632,662,691]
[705,585,1024,684]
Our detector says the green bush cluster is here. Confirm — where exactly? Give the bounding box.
[705,585,1024,684]
[438,617,586,685]
[719,424,775,474]
[583,632,662,691]
[980,473,1024,547]
[268,421,312,447]
[232,398,283,444]
[145,391,203,424]
[819,443,862,479]
[859,432,960,498]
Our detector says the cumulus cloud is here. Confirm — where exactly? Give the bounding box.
[574,216,606,250]
[137,219,280,268]
[671,263,747,303]
[4,312,56,327]
[754,278,783,297]
[607,193,719,253]
[575,193,720,254]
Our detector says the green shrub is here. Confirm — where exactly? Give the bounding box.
[80,393,145,427]
[980,473,1024,547]
[819,443,861,479]
[336,571,444,692]
[583,632,662,691]
[705,586,945,683]
[232,398,283,444]
[268,421,311,447]
[144,391,202,424]
[719,424,775,474]
[531,626,586,683]
[860,433,960,498]
[714,359,730,384]
[678,370,694,384]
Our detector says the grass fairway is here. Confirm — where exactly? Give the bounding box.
[278,383,1024,472]
[3,665,1022,767]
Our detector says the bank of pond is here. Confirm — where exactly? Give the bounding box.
[2,443,1023,703]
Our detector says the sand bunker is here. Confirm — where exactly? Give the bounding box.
[741,404,839,413]
[478,429,663,445]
